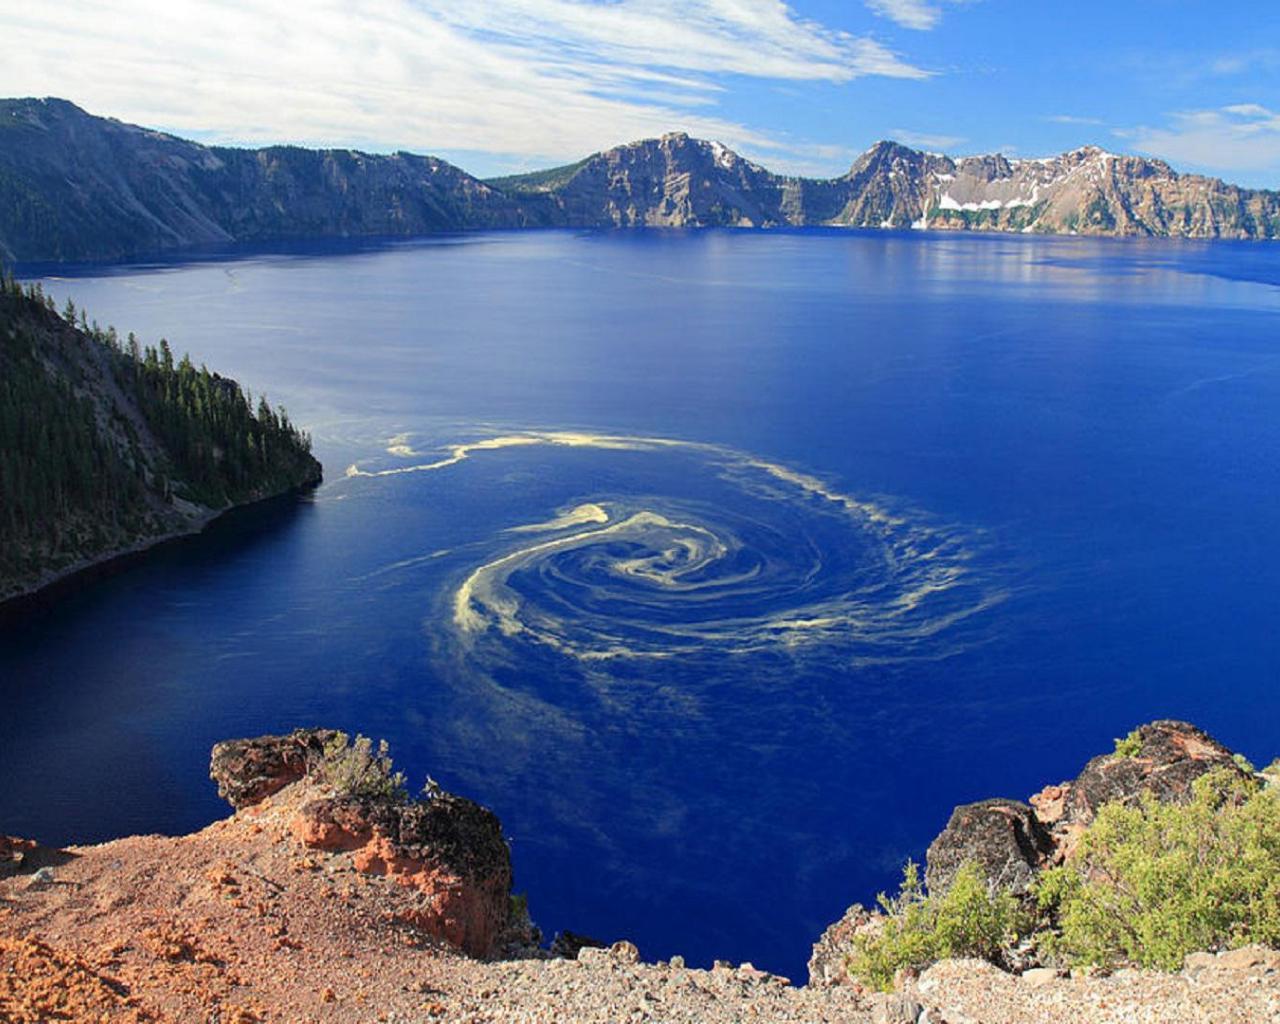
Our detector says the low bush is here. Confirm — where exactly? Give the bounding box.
[1113,729,1143,758]
[1035,768,1280,970]
[317,732,408,803]
[847,861,1025,990]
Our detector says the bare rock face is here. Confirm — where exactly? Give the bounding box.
[291,785,513,959]
[289,795,378,851]
[213,729,515,958]
[807,902,882,987]
[209,728,340,809]
[1184,945,1280,975]
[0,837,39,879]
[374,791,514,959]
[925,798,1053,897]
[0,836,75,880]
[1065,720,1238,819]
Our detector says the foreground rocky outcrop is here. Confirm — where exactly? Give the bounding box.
[4,98,1279,262]
[209,729,516,959]
[809,720,1261,990]
[1,724,1276,1022]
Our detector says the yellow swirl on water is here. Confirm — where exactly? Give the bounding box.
[346,431,1004,664]
[506,503,609,533]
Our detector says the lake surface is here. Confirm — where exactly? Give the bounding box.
[4,229,1280,979]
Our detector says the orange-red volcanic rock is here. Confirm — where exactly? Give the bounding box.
[291,797,373,852]
[0,932,165,1023]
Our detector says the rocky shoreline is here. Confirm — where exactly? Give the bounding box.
[0,478,322,622]
[2,722,1276,1022]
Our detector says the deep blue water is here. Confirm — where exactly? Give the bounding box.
[4,229,1280,980]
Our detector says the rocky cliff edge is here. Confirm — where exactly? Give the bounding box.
[1,724,1276,1023]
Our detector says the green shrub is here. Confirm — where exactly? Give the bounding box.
[318,732,408,803]
[1113,729,1143,758]
[848,861,1025,990]
[1035,768,1280,970]
[1233,752,1257,775]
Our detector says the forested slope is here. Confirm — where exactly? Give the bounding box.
[0,275,321,600]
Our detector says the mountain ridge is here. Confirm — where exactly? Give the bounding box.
[2,98,1278,262]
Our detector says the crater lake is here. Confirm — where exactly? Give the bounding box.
[4,228,1279,980]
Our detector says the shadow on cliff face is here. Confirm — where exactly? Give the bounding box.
[0,836,78,886]
[0,488,319,631]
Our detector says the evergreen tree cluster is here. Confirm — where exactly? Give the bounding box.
[0,272,320,591]
[126,329,320,508]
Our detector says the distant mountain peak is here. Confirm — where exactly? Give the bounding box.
[2,99,1278,262]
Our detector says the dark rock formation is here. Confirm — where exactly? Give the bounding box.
[1064,720,1239,820]
[1030,719,1245,861]
[345,815,512,959]
[208,728,338,809]
[549,930,606,960]
[924,799,1053,897]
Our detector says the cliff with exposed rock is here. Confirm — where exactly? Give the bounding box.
[1,723,1276,1022]
[3,99,1278,263]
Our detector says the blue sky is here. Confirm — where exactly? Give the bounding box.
[5,1,1280,185]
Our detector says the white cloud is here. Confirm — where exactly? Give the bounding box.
[1047,115,1104,126]
[890,129,965,151]
[1125,104,1280,177]
[865,0,970,31]
[1206,49,1280,77]
[1,0,929,168]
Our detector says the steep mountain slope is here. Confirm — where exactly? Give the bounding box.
[0,98,529,262]
[0,277,321,601]
[836,141,1280,237]
[2,98,1278,262]
[496,135,1280,239]
[490,132,796,227]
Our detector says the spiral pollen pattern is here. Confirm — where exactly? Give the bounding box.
[346,431,1003,666]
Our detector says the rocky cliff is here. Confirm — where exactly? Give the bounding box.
[0,98,531,262]
[489,133,799,227]
[1,724,1276,1022]
[841,141,1280,238]
[3,99,1278,262]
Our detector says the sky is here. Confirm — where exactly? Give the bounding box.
[4,1,1280,185]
